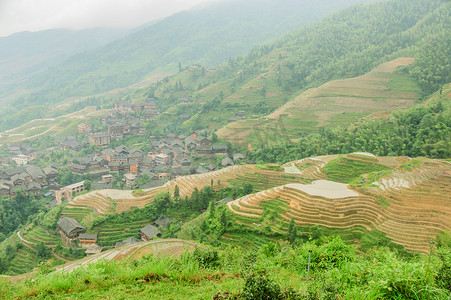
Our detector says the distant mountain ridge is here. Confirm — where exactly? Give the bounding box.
[0,0,375,131]
[0,28,127,88]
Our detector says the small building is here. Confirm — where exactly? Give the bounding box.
[89,132,111,146]
[11,154,30,166]
[196,166,208,174]
[57,216,86,244]
[78,123,91,134]
[139,224,161,241]
[215,197,234,205]
[0,183,10,197]
[55,181,85,203]
[233,153,245,162]
[221,157,234,167]
[85,244,102,255]
[43,191,53,198]
[115,237,141,248]
[155,154,170,165]
[212,145,228,155]
[124,173,137,186]
[207,163,218,171]
[102,174,114,183]
[129,160,139,174]
[154,216,173,229]
[196,145,213,157]
[27,182,41,196]
[78,233,98,248]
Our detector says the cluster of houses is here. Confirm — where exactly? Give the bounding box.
[67,129,244,189]
[56,214,172,255]
[0,164,59,198]
[1,143,51,168]
[78,99,160,147]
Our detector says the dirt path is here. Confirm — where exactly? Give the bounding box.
[55,239,203,274]
[17,231,34,245]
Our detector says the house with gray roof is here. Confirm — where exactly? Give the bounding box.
[196,145,213,157]
[115,237,141,248]
[196,166,208,174]
[78,233,98,248]
[57,216,86,243]
[155,216,173,229]
[26,165,47,183]
[233,153,245,162]
[0,182,10,197]
[207,163,218,171]
[43,166,58,179]
[212,145,228,155]
[27,182,41,196]
[139,224,161,241]
[221,157,234,167]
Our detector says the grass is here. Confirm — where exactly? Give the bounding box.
[323,156,390,184]
[4,233,448,299]
[254,164,284,172]
[91,220,150,246]
[376,195,390,208]
[388,69,420,92]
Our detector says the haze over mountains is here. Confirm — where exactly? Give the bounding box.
[0,0,375,130]
[0,0,450,297]
[0,28,128,87]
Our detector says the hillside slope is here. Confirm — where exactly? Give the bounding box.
[0,28,126,94]
[228,154,451,253]
[217,57,419,145]
[0,0,374,132]
[136,0,449,143]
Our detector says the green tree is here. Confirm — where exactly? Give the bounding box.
[173,185,180,200]
[287,218,297,244]
[36,242,50,259]
[220,210,227,226]
[5,244,14,260]
[84,180,92,191]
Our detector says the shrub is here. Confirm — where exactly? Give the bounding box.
[240,271,283,300]
[436,247,451,291]
[192,247,220,269]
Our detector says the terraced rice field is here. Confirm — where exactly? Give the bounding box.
[227,155,451,253]
[55,239,203,274]
[65,165,300,225]
[21,225,59,247]
[218,57,419,145]
[92,220,150,246]
[62,153,449,254]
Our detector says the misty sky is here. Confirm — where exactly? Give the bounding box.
[0,0,217,37]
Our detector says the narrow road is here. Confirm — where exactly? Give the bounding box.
[17,231,34,245]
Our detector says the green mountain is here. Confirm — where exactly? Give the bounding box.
[0,28,127,92]
[0,0,375,131]
[138,0,449,144]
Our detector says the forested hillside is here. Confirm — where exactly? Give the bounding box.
[248,86,451,163]
[127,0,450,143]
[0,28,126,93]
[0,0,373,132]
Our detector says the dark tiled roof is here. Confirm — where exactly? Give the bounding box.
[57,216,86,235]
[78,233,98,240]
[115,236,141,248]
[154,216,173,228]
[221,157,234,166]
[140,224,161,239]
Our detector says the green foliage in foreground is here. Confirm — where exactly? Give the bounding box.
[2,235,450,299]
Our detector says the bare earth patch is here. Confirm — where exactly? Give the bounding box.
[286,180,359,199]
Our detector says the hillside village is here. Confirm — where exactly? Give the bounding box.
[0,99,245,202]
[0,0,450,298]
